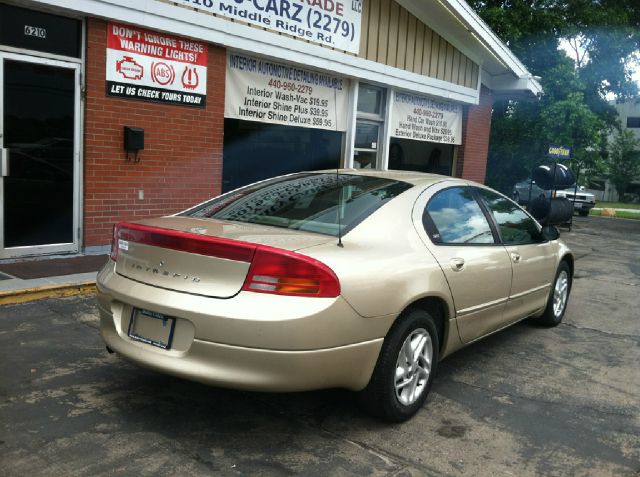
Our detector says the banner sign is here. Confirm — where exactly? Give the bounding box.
[106,22,208,107]
[391,92,462,145]
[225,53,349,131]
[548,144,572,160]
[172,0,362,54]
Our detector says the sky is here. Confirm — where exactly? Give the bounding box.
[560,39,640,100]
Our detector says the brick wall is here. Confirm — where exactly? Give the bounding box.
[456,86,492,183]
[83,19,225,248]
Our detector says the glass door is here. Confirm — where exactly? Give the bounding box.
[0,53,80,258]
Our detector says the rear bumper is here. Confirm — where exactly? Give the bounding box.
[573,201,595,212]
[100,313,382,392]
[96,261,390,391]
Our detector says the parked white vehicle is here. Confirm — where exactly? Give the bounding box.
[512,180,596,216]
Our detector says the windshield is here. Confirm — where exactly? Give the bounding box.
[182,173,412,236]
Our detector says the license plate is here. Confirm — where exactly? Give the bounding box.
[128,308,176,350]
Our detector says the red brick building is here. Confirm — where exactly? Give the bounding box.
[0,0,540,258]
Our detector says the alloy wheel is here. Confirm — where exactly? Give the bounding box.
[553,270,569,318]
[394,328,433,406]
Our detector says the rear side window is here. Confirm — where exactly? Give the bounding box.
[425,187,495,244]
[183,173,412,236]
[475,188,542,245]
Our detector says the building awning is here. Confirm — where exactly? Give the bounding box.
[398,0,543,100]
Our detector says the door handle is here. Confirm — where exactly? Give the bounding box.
[1,148,8,177]
[511,252,521,263]
[450,258,465,272]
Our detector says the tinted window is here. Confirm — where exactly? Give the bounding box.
[476,188,542,245]
[183,173,412,236]
[426,187,495,244]
[357,84,385,115]
[626,117,640,128]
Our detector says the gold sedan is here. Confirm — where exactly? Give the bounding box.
[97,171,573,421]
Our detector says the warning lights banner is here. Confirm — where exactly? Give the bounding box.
[106,23,208,107]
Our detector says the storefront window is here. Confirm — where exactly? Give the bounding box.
[223,119,343,192]
[388,138,455,175]
[355,122,379,149]
[354,83,386,169]
[357,85,385,116]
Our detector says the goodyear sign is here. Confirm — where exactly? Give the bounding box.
[548,144,572,160]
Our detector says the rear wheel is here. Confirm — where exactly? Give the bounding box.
[358,308,439,422]
[579,210,589,217]
[538,261,571,326]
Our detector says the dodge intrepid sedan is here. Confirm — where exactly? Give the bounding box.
[97,171,573,421]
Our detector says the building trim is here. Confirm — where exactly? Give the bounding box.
[29,0,481,104]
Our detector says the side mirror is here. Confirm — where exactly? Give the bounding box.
[542,224,560,241]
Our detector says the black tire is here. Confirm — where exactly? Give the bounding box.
[538,261,572,327]
[579,210,589,217]
[358,308,439,422]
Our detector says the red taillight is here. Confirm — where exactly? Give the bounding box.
[242,247,340,298]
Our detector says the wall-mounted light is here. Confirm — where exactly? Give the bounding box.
[124,126,144,162]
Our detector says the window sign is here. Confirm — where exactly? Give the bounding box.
[391,92,462,145]
[106,23,208,107]
[225,53,348,131]
[172,0,362,53]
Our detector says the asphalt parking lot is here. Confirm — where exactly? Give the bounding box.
[1,216,639,477]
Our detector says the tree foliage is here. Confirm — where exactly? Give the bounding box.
[467,0,640,193]
[607,129,640,197]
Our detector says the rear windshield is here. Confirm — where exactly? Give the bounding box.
[182,173,412,236]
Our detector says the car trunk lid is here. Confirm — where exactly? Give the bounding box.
[112,217,334,298]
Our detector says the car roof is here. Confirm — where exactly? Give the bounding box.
[315,169,467,187]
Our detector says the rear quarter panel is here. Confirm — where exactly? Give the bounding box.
[300,184,455,333]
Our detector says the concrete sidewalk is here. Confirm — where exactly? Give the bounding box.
[592,207,640,213]
[0,270,97,305]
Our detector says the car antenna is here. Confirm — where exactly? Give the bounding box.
[337,166,344,248]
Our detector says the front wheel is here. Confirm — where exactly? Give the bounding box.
[537,261,572,326]
[358,308,439,422]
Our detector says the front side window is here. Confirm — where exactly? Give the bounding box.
[425,187,495,244]
[475,188,542,245]
[183,173,412,236]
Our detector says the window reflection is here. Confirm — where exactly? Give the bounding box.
[357,84,385,115]
[427,188,494,244]
[476,189,541,245]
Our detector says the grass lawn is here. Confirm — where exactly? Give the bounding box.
[590,209,640,220]
[596,201,640,210]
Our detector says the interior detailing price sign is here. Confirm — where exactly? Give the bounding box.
[173,0,362,53]
[391,92,462,145]
[225,53,349,131]
[106,23,208,107]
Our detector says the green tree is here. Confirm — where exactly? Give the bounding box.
[540,92,605,181]
[467,0,640,192]
[607,129,640,198]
